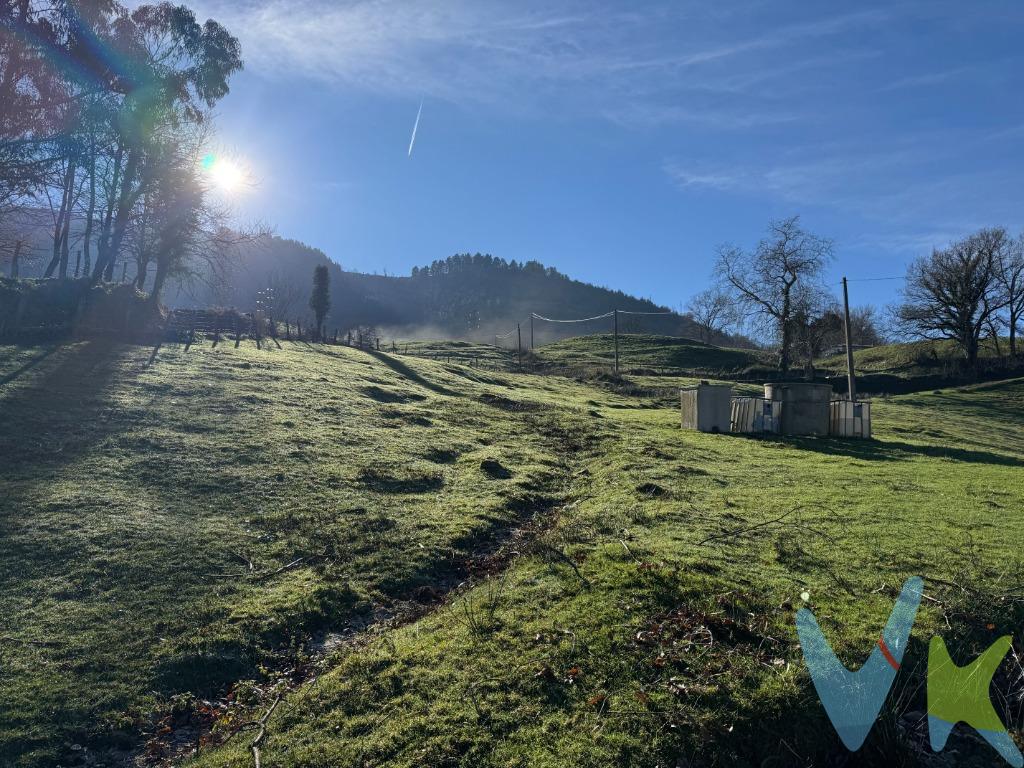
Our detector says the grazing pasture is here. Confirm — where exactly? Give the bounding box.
[0,339,1022,767]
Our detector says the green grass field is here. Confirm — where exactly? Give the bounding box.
[818,337,1013,377]
[1,339,1022,767]
[532,333,762,372]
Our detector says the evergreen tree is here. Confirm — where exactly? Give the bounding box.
[310,264,331,341]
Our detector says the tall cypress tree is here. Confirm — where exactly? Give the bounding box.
[310,264,331,341]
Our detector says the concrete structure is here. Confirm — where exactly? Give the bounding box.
[731,397,782,434]
[763,382,832,436]
[829,399,872,438]
[680,382,733,433]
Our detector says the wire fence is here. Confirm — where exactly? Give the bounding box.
[485,308,715,373]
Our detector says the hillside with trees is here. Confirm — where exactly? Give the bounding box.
[155,236,751,345]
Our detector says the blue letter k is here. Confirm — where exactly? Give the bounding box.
[796,577,923,751]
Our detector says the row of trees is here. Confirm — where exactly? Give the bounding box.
[1,0,245,301]
[688,216,1022,372]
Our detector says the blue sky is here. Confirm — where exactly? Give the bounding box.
[197,0,1024,309]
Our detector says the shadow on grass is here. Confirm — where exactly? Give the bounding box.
[729,431,1022,467]
[0,341,145,764]
[784,436,1024,467]
[363,348,459,396]
[0,344,60,389]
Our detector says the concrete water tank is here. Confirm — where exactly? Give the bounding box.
[681,382,733,433]
[763,382,832,436]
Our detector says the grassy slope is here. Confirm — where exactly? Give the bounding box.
[0,342,601,766]
[819,337,1010,377]
[532,333,762,372]
[187,377,1024,768]
[2,342,1023,767]
[393,340,516,369]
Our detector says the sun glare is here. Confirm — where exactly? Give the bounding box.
[201,153,247,194]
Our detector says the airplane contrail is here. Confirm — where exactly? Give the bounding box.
[407,99,423,157]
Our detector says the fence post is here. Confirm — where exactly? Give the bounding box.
[613,309,619,373]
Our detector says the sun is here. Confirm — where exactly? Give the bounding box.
[201,153,247,194]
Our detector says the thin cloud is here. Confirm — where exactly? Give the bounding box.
[664,140,1024,236]
[876,65,975,93]
[201,0,893,125]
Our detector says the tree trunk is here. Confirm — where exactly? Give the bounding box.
[966,335,980,369]
[778,286,793,373]
[44,157,77,278]
[95,146,138,283]
[10,240,22,278]
[779,319,792,373]
[150,258,168,303]
[135,258,149,290]
[94,143,124,280]
[1010,299,1019,357]
[58,193,73,279]
[990,324,1002,359]
[83,128,97,277]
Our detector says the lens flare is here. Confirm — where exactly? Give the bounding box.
[202,153,247,194]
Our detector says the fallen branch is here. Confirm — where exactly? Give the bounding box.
[697,504,837,547]
[619,539,641,563]
[252,557,306,583]
[697,507,801,546]
[250,693,282,768]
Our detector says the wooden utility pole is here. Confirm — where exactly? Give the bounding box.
[841,277,857,402]
[613,309,619,373]
[517,323,522,368]
[530,315,534,350]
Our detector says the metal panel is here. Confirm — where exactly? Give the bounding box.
[731,397,781,434]
[828,400,871,438]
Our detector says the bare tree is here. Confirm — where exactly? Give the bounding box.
[716,216,834,372]
[847,305,884,347]
[790,288,842,378]
[267,269,302,324]
[895,228,1008,367]
[993,234,1024,357]
[686,287,736,343]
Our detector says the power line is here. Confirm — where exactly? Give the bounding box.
[617,309,674,316]
[531,311,615,323]
[843,276,904,283]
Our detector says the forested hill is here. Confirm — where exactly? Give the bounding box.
[166,235,739,344]
[4,222,738,344]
